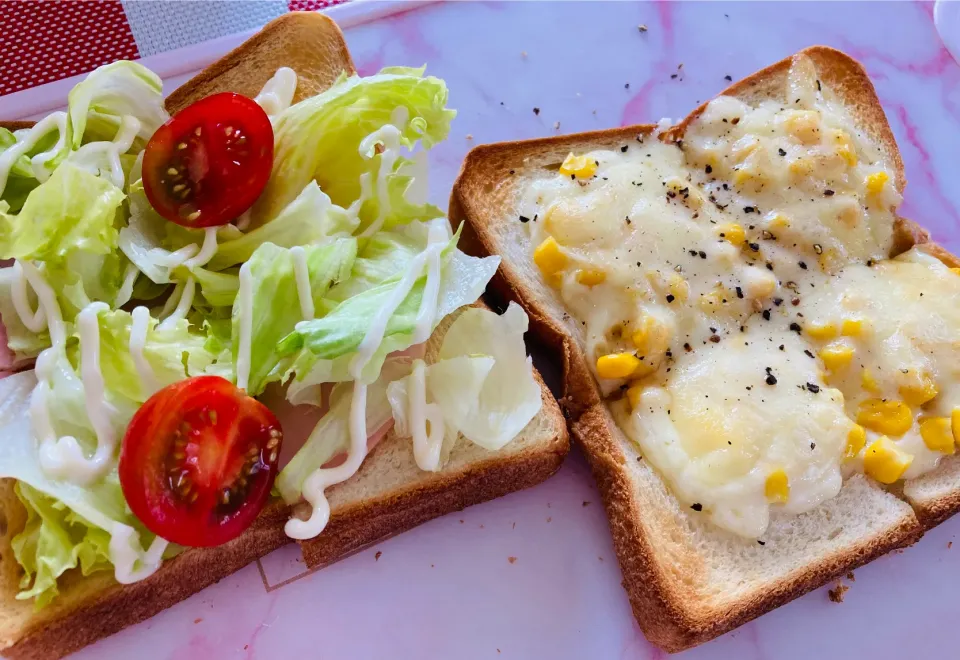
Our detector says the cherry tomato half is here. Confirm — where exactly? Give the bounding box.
[142,93,273,228]
[119,375,283,548]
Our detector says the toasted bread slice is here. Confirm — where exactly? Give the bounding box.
[450,46,951,652]
[0,12,567,659]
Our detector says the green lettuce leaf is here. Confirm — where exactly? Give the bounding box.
[233,239,357,395]
[252,67,455,227]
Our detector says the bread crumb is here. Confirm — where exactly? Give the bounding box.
[846,572,855,582]
[949,541,953,549]
[508,556,517,564]
[638,24,648,32]
[521,51,527,58]
[598,556,604,562]
[431,564,435,568]
[459,519,464,524]
[553,121,560,130]
[497,650,501,654]
[828,583,849,603]
[375,551,382,561]
[512,522,516,529]
[546,517,552,523]
[194,618,203,624]
[466,134,473,140]
[582,501,591,507]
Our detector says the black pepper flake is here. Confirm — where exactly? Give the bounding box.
[816,79,822,91]
[806,383,820,393]
[744,206,756,214]
[690,503,703,512]
[757,540,766,546]
[570,174,576,180]
[625,83,630,89]
[705,164,713,174]
[683,342,692,352]
[774,297,783,306]
[621,145,629,153]
[748,242,760,252]
[666,294,676,303]
[824,189,835,197]
[810,442,817,450]
[766,262,774,271]
[698,250,707,259]
[789,322,802,333]
[813,243,823,255]
[509,169,515,175]
[792,297,800,306]
[671,73,679,79]
[779,344,785,351]
[766,374,778,385]
[735,286,744,299]
[519,215,531,223]
[799,261,808,270]
[778,148,787,157]
[867,259,875,267]
[533,107,540,115]
[731,117,740,125]
[762,230,774,240]
[625,216,632,225]
[762,309,771,321]
[724,75,733,82]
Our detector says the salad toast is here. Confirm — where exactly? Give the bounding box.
[0,13,567,660]
[451,46,959,651]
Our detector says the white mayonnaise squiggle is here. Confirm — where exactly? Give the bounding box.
[66,115,141,190]
[183,227,218,269]
[289,245,314,321]
[10,261,47,333]
[355,107,409,238]
[235,262,255,391]
[285,223,448,540]
[254,67,298,119]
[109,523,168,584]
[0,112,67,194]
[38,302,120,484]
[130,306,159,397]
[158,278,196,330]
[407,359,445,471]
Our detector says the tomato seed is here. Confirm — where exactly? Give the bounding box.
[208,410,218,425]
[177,142,187,150]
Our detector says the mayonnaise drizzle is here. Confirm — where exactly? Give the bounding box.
[109,523,167,584]
[158,277,195,330]
[66,115,141,190]
[38,302,119,484]
[254,67,298,119]
[235,262,254,391]
[408,359,445,471]
[289,245,314,321]
[10,261,47,333]
[284,223,448,540]
[183,227,218,269]
[0,112,67,194]
[130,306,159,397]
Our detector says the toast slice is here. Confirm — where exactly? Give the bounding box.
[450,46,953,652]
[0,13,567,659]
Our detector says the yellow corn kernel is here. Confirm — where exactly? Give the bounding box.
[845,424,867,459]
[716,223,746,248]
[861,369,880,393]
[865,171,889,195]
[920,417,955,454]
[533,237,567,276]
[559,153,597,179]
[768,214,790,230]
[863,436,913,484]
[819,343,854,371]
[631,314,672,356]
[785,110,821,144]
[789,157,815,177]
[765,469,790,503]
[596,353,641,380]
[857,399,912,437]
[668,273,689,302]
[806,322,838,341]
[576,269,606,287]
[841,318,865,336]
[829,128,858,167]
[733,168,756,187]
[950,268,960,276]
[900,376,938,407]
[953,409,960,447]
[626,384,644,410]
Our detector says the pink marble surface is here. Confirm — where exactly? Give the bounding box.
[61,2,960,658]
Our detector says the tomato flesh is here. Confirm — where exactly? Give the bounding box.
[142,93,274,228]
[120,375,282,547]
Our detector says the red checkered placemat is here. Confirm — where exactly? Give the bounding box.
[0,0,345,97]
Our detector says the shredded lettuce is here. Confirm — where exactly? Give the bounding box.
[231,239,357,395]
[253,67,455,227]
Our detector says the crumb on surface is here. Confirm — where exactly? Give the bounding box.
[846,571,855,581]
[546,517,552,522]
[828,582,849,603]
[553,121,560,130]
[375,551,382,561]
[194,618,202,624]
[638,24,648,32]
[949,541,953,549]
[582,501,591,507]
[466,134,473,140]
[508,556,517,564]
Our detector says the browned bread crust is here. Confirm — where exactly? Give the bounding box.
[450,46,946,652]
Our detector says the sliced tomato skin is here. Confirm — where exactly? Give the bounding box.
[142,92,273,228]
[120,375,282,548]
